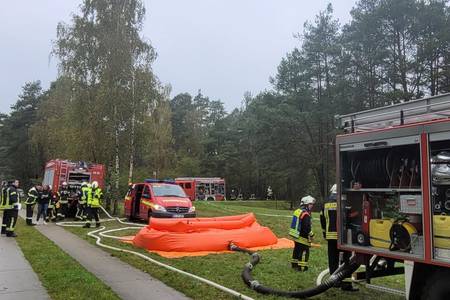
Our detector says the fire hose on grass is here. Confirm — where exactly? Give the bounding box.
[229,243,361,298]
[55,206,255,300]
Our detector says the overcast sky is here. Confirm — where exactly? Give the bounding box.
[0,0,357,113]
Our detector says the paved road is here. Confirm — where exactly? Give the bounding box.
[0,235,50,300]
[20,209,189,300]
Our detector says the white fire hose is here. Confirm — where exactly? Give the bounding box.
[56,206,254,300]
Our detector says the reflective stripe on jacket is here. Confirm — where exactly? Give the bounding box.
[320,201,337,240]
[25,187,39,205]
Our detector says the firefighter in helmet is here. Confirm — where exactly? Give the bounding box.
[76,182,89,220]
[57,182,70,220]
[1,180,21,237]
[83,181,102,228]
[320,184,358,291]
[25,185,41,226]
[289,195,315,271]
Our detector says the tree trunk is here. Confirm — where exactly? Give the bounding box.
[113,105,120,215]
[128,72,135,184]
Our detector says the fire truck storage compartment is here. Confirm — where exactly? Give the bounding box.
[429,137,450,260]
[68,171,90,184]
[340,142,421,189]
[340,138,424,257]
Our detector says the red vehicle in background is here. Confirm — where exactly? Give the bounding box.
[124,179,196,221]
[175,177,226,201]
[43,159,106,215]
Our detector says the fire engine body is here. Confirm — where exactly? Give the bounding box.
[43,160,105,213]
[175,177,226,201]
[336,93,450,299]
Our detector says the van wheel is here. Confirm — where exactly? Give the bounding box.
[148,210,152,224]
[422,270,450,300]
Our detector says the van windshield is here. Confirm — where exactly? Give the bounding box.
[152,184,187,198]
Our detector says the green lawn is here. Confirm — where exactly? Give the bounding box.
[64,201,404,300]
[15,218,120,300]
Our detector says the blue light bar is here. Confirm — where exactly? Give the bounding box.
[144,178,176,184]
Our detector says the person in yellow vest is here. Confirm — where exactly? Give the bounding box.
[1,180,21,237]
[289,195,315,271]
[76,182,89,220]
[83,181,102,228]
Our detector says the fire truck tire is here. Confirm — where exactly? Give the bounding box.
[422,270,450,300]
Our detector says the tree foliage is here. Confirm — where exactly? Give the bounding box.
[2,0,450,206]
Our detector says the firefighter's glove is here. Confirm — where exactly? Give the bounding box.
[13,203,22,210]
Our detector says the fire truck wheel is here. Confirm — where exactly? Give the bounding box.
[422,270,450,300]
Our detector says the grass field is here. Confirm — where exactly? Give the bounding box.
[64,201,404,300]
[15,218,120,300]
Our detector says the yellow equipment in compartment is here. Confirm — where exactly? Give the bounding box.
[370,219,394,249]
[369,219,417,249]
[433,215,450,249]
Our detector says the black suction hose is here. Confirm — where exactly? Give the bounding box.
[230,243,360,298]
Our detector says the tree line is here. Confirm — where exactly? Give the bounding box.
[1,0,450,210]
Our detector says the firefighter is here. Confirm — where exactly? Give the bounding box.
[76,182,89,220]
[25,185,41,226]
[83,181,102,228]
[289,195,315,271]
[1,180,21,237]
[46,185,57,222]
[57,182,70,220]
[320,184,358,291]
[1,181,8,234]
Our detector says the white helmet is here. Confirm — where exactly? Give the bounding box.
[81,182,88,187]
[62,181,68,186]
[91,181,99,189]
[300,195,316,206]
[330,184,337,194]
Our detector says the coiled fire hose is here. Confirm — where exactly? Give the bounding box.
[55,207,255,300]
[229,243,361,298]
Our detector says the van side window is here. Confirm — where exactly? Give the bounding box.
[185,183,191,189]
[142,186,151,199]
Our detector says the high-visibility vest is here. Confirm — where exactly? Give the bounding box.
[89,188,102,208]
[322,201,338,240]
[25,187,39,205]
[289,209,312,246]
[80,186,90,205]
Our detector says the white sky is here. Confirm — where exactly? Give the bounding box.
[0,0,357,113]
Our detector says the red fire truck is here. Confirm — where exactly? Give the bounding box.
[43,159,105,214]
[336,92,450,299]
[175,177,226,201]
